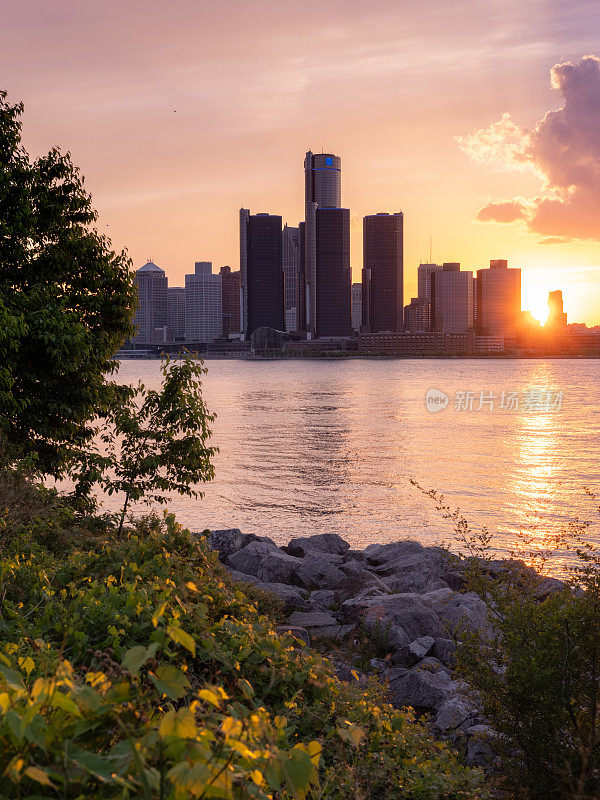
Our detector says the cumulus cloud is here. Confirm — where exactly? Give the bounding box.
[460,55,600,241]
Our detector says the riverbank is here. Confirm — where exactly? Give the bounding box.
[206,528,567,769]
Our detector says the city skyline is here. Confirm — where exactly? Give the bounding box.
[3,1,599,324]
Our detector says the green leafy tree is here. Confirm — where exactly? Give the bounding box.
[0,90,137,477]
[90,354,217,536]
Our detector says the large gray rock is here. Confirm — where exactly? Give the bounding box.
[334,568,390,604]
[258,581,310,611]
[206,529,260,560]
[287,610,338,628]
[465,725,496,769]
[434,697,474,732]
[308,589,336,610]
[387,665,455,713]
[368,544,462,595]
[226,540,278,576]
[422,589,490,636]
[432,638,457,666]
[364,540,424,565]
[294,553,347,590]
[392,636,435,667]
[286,533,350,558]
[276,625,310,647]
[360,593,445,642]
[256,550,303,584]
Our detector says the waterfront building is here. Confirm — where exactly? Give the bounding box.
[167,286,186,341]
[220,265,241,337]
[133,261,168,342]
[362,212,404,333]
[185,262,223,343]
[240,209,284,337]
[359,330,474,356]
[417,263,442,302]
[403,297,430,331]
[303,151,351,338]
[351,282,362,332]
[431,262,474,333]
[475,259,521,339]
[547,290,567,328]
[282,224,301,332]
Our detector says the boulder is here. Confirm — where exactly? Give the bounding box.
[465,725,496,769]
[311,624,355,640]
[308,589,336,610]
[364,540,424,565]
[258,581,310,611]
[335,663,367,687]
[434,697,474,732]
[432,638,457,666]
[535,576,567,600]
[227,540,278,577]
[206,529,259,560]
[361,593,445,642]
[387,665,454,713]
[275,625,310,647]
[286,534,350,558]
[423,590,490,636]
[294,553,347,590]
[256,550,303,584]
[286,610,338,628]
[392,635,435,668]
[334,569,390,604]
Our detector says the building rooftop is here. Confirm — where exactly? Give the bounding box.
[137,261,165,274]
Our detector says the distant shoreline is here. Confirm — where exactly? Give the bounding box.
[116,352,600,361]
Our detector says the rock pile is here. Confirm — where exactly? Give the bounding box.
[204,529,564,767]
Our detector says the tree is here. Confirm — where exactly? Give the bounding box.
[0,90,137,477]
[90,354,218,536]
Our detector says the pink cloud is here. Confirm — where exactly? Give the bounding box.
[461,55,600,241]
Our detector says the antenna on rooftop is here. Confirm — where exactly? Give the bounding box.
[429,236,432,263]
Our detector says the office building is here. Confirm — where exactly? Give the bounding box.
[168,286,186,341]
[315,207,351,337]
[303,151,350,338]
[431,262,474,333]
[220,266,241,337]
[240,210,284,337]
[185,262,222,343]
[417,263,442,302]
[351,282,363,332]
[282,224,301,332]
[547,290,567,327]
[133,261,168,341]
[362,212,403,332]
[475,259,521,338]
[403,297,430,331]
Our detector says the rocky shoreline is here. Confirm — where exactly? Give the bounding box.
[204,529,566,769]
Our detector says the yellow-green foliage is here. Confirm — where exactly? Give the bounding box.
[0,507,486,799]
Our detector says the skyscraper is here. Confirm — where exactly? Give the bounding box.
[240,210,284,337]
[185,262,223,342]
[168,286,186,341]
[417,263,442,303]
[431,262,474,333]
[303,151,350,338]
[133,261,168,341]
[475,259,521,338]
[282,224,300,332]
[351,282,363,332]
[220,265,241,337]
[403,297,430,331]
[547,290,567,327]
[362,212,404,332]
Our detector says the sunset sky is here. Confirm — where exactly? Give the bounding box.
[3,0,600,324]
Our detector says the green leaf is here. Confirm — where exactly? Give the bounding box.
[51,691,82,718]
[24,766,55,788]
[149,665,190,700]
[66,744,113,782]
[122,642,158,676]
[167,625,196,656]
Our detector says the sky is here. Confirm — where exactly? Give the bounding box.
[2,0,600,324]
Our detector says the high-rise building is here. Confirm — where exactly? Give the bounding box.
[547,290,567,327]
[168,286,186,341]
[282,224,300,332]
[185,262,222,342]
[240,210,284,337]
[417,263,442,303]
[133,261,168,341]
[315,207,351,337]
[475,259,521,338]
[220,265,241,337]
[303,151,350,338]
[362,212,404,332]
[431,262,474,333]
[403,297,430,331]
[351,282,363,332]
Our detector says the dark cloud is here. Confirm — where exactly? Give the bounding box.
[461,55,600,241]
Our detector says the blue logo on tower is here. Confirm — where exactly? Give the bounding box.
[325,156,333,166]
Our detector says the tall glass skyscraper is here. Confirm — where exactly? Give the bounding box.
[303,151,350,338]
[475,259,521,339]
[239,210,284,337]
[362,212,404,332]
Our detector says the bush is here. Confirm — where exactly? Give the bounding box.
[0,491,485,799]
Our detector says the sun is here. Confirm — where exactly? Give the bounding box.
[522,285,550,325]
